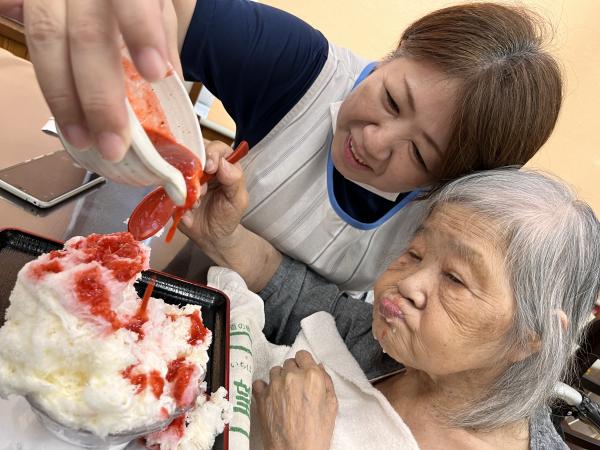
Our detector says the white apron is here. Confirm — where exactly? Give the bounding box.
[241,44,429,291]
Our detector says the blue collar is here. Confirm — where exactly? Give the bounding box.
[355,61,378,86]
[326,62,421,230]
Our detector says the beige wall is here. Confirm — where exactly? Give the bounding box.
[207,0,600,212]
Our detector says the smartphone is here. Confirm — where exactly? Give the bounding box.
[0,150,105,208]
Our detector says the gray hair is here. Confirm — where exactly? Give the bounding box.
[428,168,600,430]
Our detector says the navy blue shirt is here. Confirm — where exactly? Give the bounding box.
[181,0,410,225]
[181,0,327,148]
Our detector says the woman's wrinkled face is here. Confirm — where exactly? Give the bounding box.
[332,57,460,193]
[372,204,516,377]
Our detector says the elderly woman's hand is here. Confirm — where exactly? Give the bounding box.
[253,351,338,450]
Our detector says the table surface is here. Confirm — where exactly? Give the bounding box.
[0,168,213,281]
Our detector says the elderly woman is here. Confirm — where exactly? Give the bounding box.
[182,165,600,449]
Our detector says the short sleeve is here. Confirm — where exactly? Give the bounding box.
[180,0,329,147]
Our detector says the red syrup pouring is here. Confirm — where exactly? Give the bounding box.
[128,140,249,242]
[122,56,249,242]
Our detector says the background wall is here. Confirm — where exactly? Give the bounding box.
[207,0,600,212]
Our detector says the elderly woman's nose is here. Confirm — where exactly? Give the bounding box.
[395,271,428,310]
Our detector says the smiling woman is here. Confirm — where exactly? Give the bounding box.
[333,3,562,193]
[331,57,461,192]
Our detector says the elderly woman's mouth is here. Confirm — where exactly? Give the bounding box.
[379,297,405,320]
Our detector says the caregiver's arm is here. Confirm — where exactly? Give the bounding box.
[179,140,282,292]
[182,145,397,378]
[196,225,282,293]
[182,148,395,378]
[172,0,196,51]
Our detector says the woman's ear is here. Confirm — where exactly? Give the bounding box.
[511,334,541,363]
[556,309,569,332]
[511,310,569,363]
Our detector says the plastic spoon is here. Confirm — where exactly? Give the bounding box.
[128,141,249,241]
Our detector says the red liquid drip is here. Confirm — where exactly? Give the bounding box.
[147,130,201,242]
[188,310,208,345]
[166,209,185,243]
[125,276,156,339]
[128,131,202,243]
[127,140,248,242]
[123,57,203,243]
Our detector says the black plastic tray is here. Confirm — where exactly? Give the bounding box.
[0,228,230,450]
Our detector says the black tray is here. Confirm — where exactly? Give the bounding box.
[0,228,230,450]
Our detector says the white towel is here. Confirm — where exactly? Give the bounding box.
[207,267,419,450]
